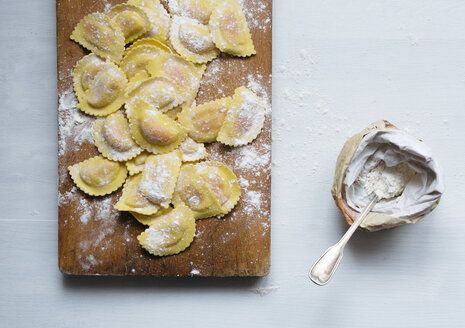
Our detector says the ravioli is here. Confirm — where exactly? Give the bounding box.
[115,173,160,215]
[125,151,150,175]
[173,164,223,219]
[125,76,182,112]
[139,151,182,208]
[164,104,184,120]
[168,0,215,24]
[195,161,240,216]
[130,206,173,225]
[70,12,125,63]
[68,155,128,196]
[147,52,206,105]
[120,44,164,82]
[107,4,151,44]
[170,16,219,64]
[92,111,141,161]
[137,202,196,256]
[179,137,208,162]
[127,102,187,154]
[178,96,232,143]
[125,37,175,56]
[217,86,265,146]
[73,54,127,116]
[128,0,171,40]
[209,0,255,57]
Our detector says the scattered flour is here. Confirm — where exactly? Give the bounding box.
[58,87,93,158]
[190,268,200,276]
[250,285,280,296]
[232,144,270,170]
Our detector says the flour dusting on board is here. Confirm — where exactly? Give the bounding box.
[58,87,93,158]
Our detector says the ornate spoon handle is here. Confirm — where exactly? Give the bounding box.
[309,195,379,286]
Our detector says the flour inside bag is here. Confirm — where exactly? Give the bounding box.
[332,120,444,231]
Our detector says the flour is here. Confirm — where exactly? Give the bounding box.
[58,87,93,158]
[356,158,416,200]
[190,268,200,276]
[143,227,170,253]
[250,285,279,296]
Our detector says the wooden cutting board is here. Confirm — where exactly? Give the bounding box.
[57,0,272,276]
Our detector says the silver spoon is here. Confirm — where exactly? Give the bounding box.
[309,195,379,286]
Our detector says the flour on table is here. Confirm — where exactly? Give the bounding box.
[250,285,279,296]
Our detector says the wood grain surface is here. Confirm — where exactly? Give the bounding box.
[57,0,272,276]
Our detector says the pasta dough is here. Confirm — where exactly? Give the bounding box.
[130,206,173,226]
[125,76,182,112]
[178,137,208,162]
[68,155,128,196]
[139,151,182,208]
[127,102,187,154]
[168,0,216,24]
[70,12,125,63]
[178,96,232,143]
[125,151,150,175]
[107,4,151,44]
[170,15,219,63]
[147,52,206,106]
[115,173,160,215]
[128,0,171,41]
[92,111,141,161]
[125,37,175,56]
[73,54,127,116]
[209,0,255,57]
[217,87,265,146]
[137,203,196,256]
[173,164,223,219]
[120,44,165,82]
[195,161,240,217]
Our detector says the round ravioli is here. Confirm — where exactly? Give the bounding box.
[92,111,142,161]
[125,37,175,56]
[115,173,160,215]
[120,44,164,82]
[194,161,240,216]
[178,96,232,143]
[70,12,125,63]
[173,164,223,219]
[125,76,182,112]
[217,87,265,146]
[137,202,196,256]
[68,155,128,196]
[139,151,182,208]
[170,15,219,64]
[107,4,151,44]
[73,54,127,116]
[127,102,187,154]
[128,0,171,41]
[130,206,173,225]
[179,137,208,162]
[209,0,255,57]
[147,53,206,105]
[126,151,150,175]
[168,0,216,24]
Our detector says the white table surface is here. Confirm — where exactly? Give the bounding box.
[1,0,465,327]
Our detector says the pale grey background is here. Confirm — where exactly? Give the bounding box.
[1,0,464,327]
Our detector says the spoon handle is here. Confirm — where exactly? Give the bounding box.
[309,195,379,286]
